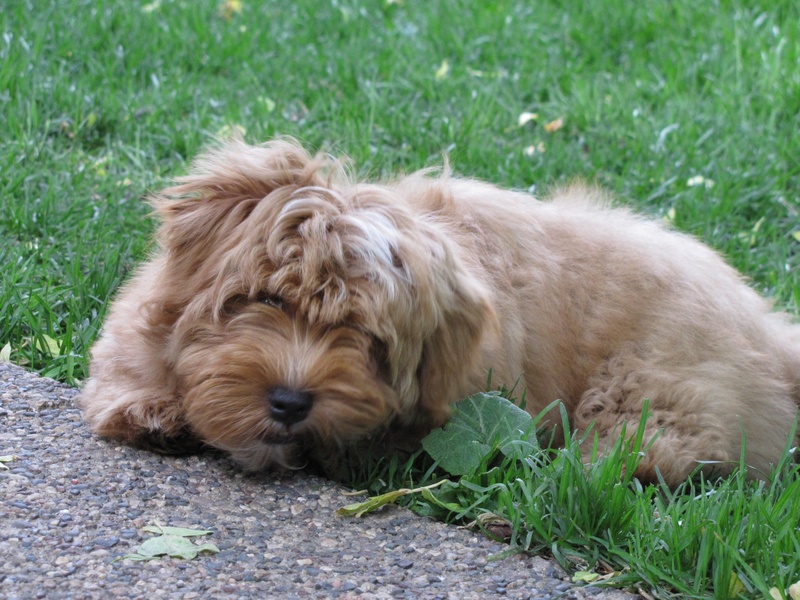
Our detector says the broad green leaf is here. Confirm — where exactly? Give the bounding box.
[141,525,213,537]
[122,535,219,561]
[573,571,600,583]
[421,435,488,477]
[421,392,537,476]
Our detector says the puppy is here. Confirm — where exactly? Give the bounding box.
[79,138,800,487]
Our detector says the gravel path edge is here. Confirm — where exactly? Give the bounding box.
[1,363,641,600]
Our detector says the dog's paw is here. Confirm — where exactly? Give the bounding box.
[128,428,208,457]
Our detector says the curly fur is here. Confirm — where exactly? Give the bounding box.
[79,138,800,487]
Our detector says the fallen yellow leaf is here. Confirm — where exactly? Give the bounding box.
[789,580,800,599]
[727,572,745,598]
[687,175,715,189]
[544,117,564,133]
[258,96,276,112]
[337,480,448,517]
[435,59,450,81]
[219,0,243,20]
[27,335,61,357]
[518,112,538,127]
[215,124,247,139]
[523,142,546,156]
[572,571,600,583]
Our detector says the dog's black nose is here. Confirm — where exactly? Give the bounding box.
[268,387,314,426]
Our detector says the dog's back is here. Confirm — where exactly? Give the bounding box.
[400,174,800,482]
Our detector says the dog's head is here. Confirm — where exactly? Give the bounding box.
[138,138,492,470]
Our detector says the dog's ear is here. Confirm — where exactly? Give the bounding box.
[152,138,326,258]
[415,238,494,427]
[380,219,495,429]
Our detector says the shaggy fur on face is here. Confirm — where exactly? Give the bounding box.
[79,138,800,487]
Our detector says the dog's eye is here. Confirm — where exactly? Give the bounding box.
[222,293,285,315]
[250,292,285,310]
[256,293,284,310]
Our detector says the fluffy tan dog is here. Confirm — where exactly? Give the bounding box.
[79,138,800,487]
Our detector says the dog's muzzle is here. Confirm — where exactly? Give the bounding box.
[267,386,314,426]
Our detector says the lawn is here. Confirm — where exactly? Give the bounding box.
[1,0,799,597]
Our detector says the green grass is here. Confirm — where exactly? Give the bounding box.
[1,0,799,597]
[343,399,800,599]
